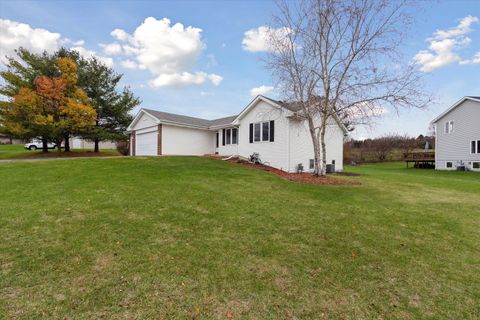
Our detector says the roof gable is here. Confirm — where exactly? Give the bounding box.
[127,109,160,131]
[431,96,480,124]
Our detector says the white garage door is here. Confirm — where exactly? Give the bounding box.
[136,130,157,155]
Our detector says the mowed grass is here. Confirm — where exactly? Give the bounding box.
[0,157,479,319]
[0,144,120,160]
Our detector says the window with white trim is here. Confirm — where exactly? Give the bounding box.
[471,140,480,154]
[446,162,453,168]
[224,128,238,145]
[473,162,480,169]
[232,128,238,144]
[444,120,454,134]
[262,122,270,141]
[253,121,270,142]
[254,123,261,142]
[309,159,314,169]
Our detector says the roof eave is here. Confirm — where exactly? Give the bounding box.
[431,96,480,124]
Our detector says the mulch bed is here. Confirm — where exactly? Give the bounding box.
[206,155,360,186]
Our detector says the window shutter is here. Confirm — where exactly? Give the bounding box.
[222,129,225,146]
[269,120,274,142]
[249,123,253,143]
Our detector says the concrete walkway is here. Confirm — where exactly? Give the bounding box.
[0,156,124,163]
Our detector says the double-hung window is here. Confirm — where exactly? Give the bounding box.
[250,121,274,143]
[253,121,270,142]
[445,120,454,134]
[472,140,480,154]
[223,128,238,145]
[254,123,261,142]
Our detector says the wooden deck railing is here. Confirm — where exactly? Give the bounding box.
[404,152,435,161]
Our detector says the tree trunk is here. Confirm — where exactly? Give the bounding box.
[94,138,99,152]
[9,136,12,144]
[307,118,323,176]
[320,124,327,176]
[55,138,62,152]
[64,134,70,152]
[42,137,48,153]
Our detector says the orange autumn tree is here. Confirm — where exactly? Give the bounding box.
[2,57,96,152]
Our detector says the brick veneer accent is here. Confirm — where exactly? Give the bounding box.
[157,124,162,155]
[131,131,136,156]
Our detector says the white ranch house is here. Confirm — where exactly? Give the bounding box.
[431,96,480,171]
[127,95,348,173]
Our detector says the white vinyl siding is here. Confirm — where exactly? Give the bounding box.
[237,100,289,171]
[288,114,344,173]
[434,99,480,170]
[162,125,214,155]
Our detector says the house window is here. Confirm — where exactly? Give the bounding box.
[226,129,231,144]
[262,122,270,141]
[232,128,238,144]
[216,132,219,148]
[250,121,274,143]
[446,162,453,168]
[254,123,261,142]
[472,141,477,154]
[224,128,238,145]
[445,120,454,134]
[309,159,314,169]
[253,121,270,142]
[473,162,480,169]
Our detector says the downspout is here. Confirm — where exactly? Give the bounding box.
[287,117,291,173]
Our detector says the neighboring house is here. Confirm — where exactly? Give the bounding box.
[127,95,348,173]
[431,96,480,171]
[69,137,117,149]
[0,134,23,144]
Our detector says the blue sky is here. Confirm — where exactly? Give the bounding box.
[1,0,479,139]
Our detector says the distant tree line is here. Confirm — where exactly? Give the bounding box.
[0,47,141,153]
[344,134,435,163]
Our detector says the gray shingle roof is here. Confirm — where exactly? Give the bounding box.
[143,108,237,128]
[467,96,480,99]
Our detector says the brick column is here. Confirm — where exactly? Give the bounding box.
[131,131,136,156]
[157,124,162,155]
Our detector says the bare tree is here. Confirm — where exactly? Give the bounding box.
[399,133,417,158]
[266,0,431,175]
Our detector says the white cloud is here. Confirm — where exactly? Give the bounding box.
[71,46,114,68]
[250,85,274,97]
[348,102,388,121]
[0,19,61,62]
[413,15,478,72]
[62,38,85,46]
[120,59,138,69]
[200,91,213,96]
[434,15,478,39]
[100,42,122,55]
[242,26,291,52]
[111,29,131,42]
[460,51,480,65]
[108,17,222,87]
[149,71,223,87]
[473,52,480,64]
[0,19,113,69]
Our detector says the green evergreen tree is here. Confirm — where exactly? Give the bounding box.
[57,49,141,152]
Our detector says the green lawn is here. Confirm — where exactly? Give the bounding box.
[0,144,120,159]
[0,157,478,319]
